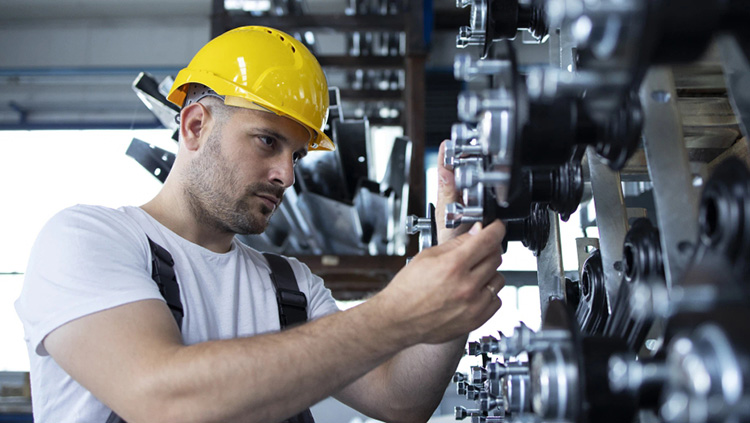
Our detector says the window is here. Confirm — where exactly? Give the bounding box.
[0,129,173,371]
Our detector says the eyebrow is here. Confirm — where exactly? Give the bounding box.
[254,127,308,159]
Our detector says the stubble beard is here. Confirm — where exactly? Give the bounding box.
[184,129,283,236]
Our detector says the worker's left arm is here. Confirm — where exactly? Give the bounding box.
[334,140,506,421]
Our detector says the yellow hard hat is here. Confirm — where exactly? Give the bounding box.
[168,26,334,151]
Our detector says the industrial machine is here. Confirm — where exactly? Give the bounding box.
[408,0,750,422]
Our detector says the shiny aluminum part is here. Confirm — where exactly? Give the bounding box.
[456,0,488,48]
[457,380,483,400]
[478,107,513,160]
[505,372,532,415]
[478,391,504,412]
[585,147,628,314]
[454,157,484,190]
[448,164,485,229]
[661,324,747,423]
[472,366,489,385]
[639,68,699,290]
[488,361,530,381]
[455,406,484,421]
[455,159,511,190]
[462,183,483,212]
[464,88,518,206]
[452,122,480,147]
[445,124,482,169]
[454,53,511,81]
[608,353,670,396]
[530,342,580,421]
[445,202,483,228]
[458,88,516,124]
[537,210,566,321]
[498,322,571,357]
[629,283,722,321]
[405,215,433,252]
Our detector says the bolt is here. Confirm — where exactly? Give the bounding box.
[468,341,482,356]
[457,27,475,48]
[455,54,510,81]
[446,202,482,228]
[406,215,419,234]
[458,91,483,121]
[455,406,482,420]
[452,122,479,143]
[471,366,488,385]
[478,391,503,411]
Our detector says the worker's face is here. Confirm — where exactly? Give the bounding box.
[185,107,310,235]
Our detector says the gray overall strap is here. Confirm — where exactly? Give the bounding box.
[106,236,180,423]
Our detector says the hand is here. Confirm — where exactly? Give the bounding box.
[436,140,471,244]
[376,220,507,345]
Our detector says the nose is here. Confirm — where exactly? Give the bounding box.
[269,153,296,188]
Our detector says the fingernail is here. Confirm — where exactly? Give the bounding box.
[439,174,448,185]
[469,222,482,235]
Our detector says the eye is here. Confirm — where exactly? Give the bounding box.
[292,152,302,166]
[258,135,275,147]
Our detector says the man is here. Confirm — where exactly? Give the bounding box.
[16,26,506,423]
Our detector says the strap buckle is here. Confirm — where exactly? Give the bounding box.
[277,288,308,310]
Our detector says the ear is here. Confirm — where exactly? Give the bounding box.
[179,103,209,152]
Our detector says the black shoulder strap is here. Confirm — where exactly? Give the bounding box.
[148,237,183,329]
[262,253,315,423]
[106,236,181,423]
[263,252,309,329]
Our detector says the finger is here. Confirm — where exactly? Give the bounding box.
[468,242,504,277]
[448,220,507,268]
[495,272,506,291]
[427,220,503,269]
[435,141,470,244]
[487,272,506,295]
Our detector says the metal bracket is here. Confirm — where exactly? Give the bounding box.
[125,138,175,183]
[585,147,629,313]
[639,67,699,289]
[537,210,566,320]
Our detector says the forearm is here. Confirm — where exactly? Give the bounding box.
[135,297,408,423]
[335,334,468,423]
[382,335,468,418]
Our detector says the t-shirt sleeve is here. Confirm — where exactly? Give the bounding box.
[14,205,165,357]
[285,257,340,320]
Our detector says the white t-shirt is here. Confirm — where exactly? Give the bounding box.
[15,205,340,422]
